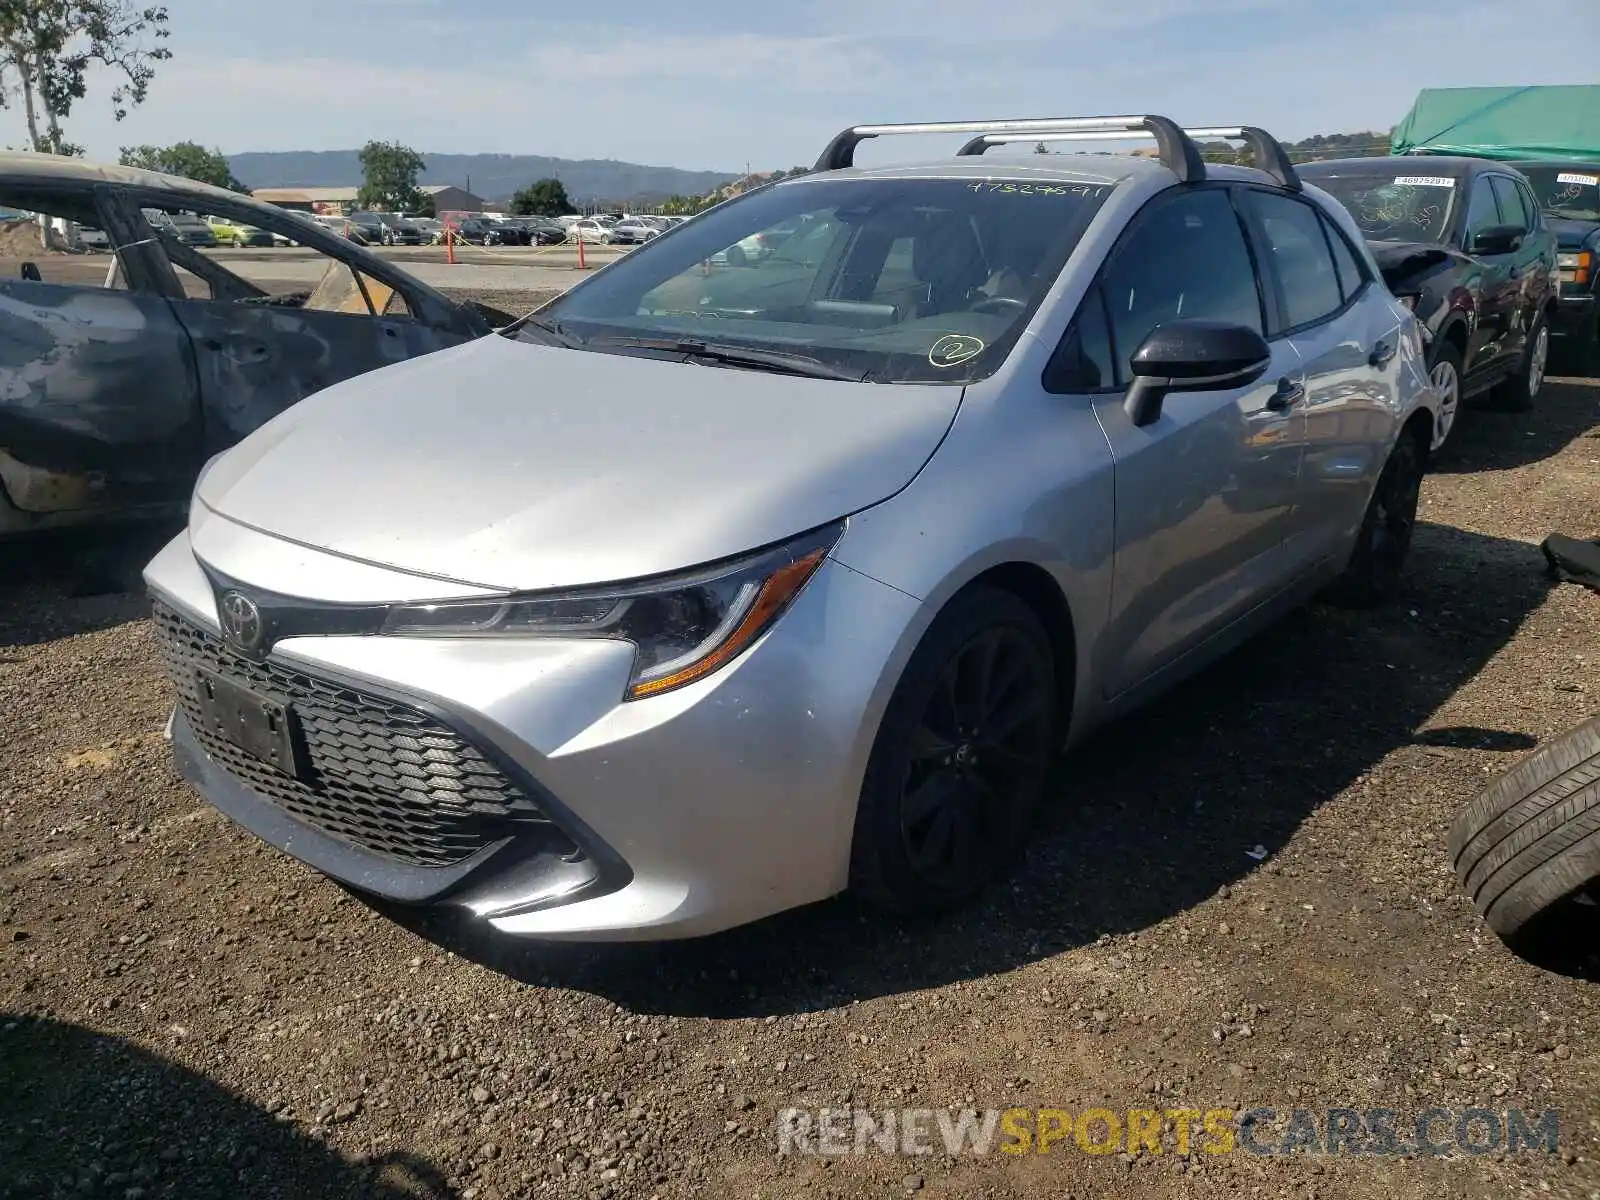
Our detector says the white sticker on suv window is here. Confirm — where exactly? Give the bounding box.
[1557,172,1599,186]
[1393,176,1455,187]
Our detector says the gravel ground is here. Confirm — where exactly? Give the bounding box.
[2,350,1598,1200]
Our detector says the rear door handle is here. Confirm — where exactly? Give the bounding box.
[1368,339,1397,367]
[1265,376,1305,411]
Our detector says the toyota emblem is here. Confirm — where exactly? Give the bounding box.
[218,590,264,652]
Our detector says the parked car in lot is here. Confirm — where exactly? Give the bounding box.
[310,213,368,244]
[447,216,499,245]
[374,213,426,246]
[524,217,568,245]
[483,217,533,246]
[0,153,493,538]
[143,208,217,247]
[1298,157,1557,452]
[407,215,444,244]
[609,219,660,244]
[1507,162,1600,369]
[342,211,392,246]
[206,214,275,248]
[566,217,613,244]
[144,114,1438,942]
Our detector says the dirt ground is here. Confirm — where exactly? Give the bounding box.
[1,356,1597,1200]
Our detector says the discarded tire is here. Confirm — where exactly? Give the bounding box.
[1448,713,1600,943]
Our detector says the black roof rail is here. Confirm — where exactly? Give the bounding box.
[957,121,1302,191]
[814,115,1207,184]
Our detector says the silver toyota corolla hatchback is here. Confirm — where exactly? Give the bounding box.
[145,116,1439,940]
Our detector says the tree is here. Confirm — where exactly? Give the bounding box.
[357,140,425,211]
[510,178,575,217]
[118,141,246,190]
[0,1,171,156]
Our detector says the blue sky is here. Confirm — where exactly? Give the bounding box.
[7,0,1596,173]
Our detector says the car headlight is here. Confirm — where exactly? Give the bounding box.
[381,522,844,700]
[1557,250,1592,285]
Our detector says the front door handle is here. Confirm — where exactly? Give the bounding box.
[1265,376,1305,411]
[1368,339,1397,367]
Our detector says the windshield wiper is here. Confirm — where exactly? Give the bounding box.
[583,336,869,382]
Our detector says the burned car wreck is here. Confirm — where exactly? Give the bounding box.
[0,153,495,537]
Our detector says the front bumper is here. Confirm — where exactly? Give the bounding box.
[142,517,922,940]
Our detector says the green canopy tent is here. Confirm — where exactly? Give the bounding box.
[1390,85,1600,164]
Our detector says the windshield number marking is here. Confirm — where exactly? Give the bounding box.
[1392,176,1455,187]
[928,334,986,367]
[1556,173,1598,187]
[965,182,1103,197]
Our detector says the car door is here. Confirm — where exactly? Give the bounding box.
[0,180,203,519]
[1456,174,1517,375]
[1237,186,1396,566]
[1050,187,1307,697]
[1489,173,1543,350]
[128,191,474,454]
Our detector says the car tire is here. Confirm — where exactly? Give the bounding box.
[1448,712,1600,945]
[848,585,1059,916]
[1322,427,1424,609]
[1494,307,1550,412]
[1426,340,1464,455]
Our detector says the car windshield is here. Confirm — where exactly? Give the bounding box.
[1518,166,1600,221]
[520,175,1113,384]
[1303,170,1458,242]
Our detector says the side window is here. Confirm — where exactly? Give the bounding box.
[1043,284,1116,393]
[1321,213,1368,302]
[0,186,147,292]
[1462,178,1502,245]
[149,201,411,317]
[1490,176,1529,232]
[1240,190,1344,330]
[1101,189,1261,380]
[1517,181,1542,230]
[870,235,919,304]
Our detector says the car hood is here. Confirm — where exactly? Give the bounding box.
[197,335,962,593]
[1546,215,1600,250]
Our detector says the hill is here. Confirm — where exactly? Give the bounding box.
[226,150,740,205]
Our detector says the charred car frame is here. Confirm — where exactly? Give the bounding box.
[0,153,494,538]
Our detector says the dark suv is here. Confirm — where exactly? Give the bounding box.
[1508,162,1600,370]
[1298,156,1557,452]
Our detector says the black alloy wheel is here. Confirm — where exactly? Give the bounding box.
[1323,430,1424,608]
[851,586,1058,914]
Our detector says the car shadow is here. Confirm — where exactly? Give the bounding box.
[399,518,1557,1017]
[0,1014,456,1198]
[0,520,177,648]
[1431,376,1598,475]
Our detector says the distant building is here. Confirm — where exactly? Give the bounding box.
[249,184,486,214]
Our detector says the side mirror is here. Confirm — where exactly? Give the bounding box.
[1123,319,1272,428]
[19,261,40,282]
[1470,223,1523,256]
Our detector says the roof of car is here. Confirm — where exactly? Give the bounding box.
[774,153,1320,193]
[1296,155,1514,177]
[0,150,256,200]
[1506,158,1600,170]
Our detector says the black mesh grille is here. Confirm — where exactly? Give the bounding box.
[151,600,563,868]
